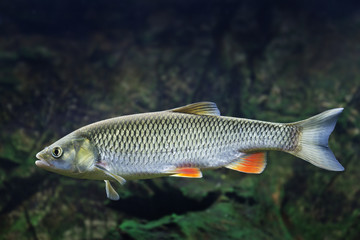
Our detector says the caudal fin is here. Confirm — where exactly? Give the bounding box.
[290,108,344,171]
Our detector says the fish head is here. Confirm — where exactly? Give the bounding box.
[35,134,98,177]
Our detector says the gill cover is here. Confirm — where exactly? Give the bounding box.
[72,137,98,173]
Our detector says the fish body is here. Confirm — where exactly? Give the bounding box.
[36,102,344,200]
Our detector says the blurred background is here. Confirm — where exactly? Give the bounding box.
[0,0,360,239]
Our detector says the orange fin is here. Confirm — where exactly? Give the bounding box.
[225,152,267,174]
[168,167,203,178]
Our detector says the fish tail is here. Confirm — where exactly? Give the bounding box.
[289,108,344,171]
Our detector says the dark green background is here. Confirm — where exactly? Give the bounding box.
[0,0,359,239]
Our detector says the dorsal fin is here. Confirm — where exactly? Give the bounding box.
[170,102,220,116]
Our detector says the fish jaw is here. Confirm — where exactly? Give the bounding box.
[35,149,53,169]
[35,159,51,168]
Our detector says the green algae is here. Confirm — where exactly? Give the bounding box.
[119,202,272,240]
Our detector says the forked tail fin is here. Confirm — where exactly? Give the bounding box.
[290,108,344,171]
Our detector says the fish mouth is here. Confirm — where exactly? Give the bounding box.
[35,152,52,168]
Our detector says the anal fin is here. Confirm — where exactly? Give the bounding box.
[225,152,267,174]
[167,167,203,178]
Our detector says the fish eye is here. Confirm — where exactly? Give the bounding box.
[51,146,63,158]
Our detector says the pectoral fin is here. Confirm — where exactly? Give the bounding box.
[95,164,126,185]
[104,180,120,200]
[167,167,203,178]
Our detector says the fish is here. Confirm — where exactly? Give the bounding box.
[35,102,344,200]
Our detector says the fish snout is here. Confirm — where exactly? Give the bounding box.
[35,148,51,168]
